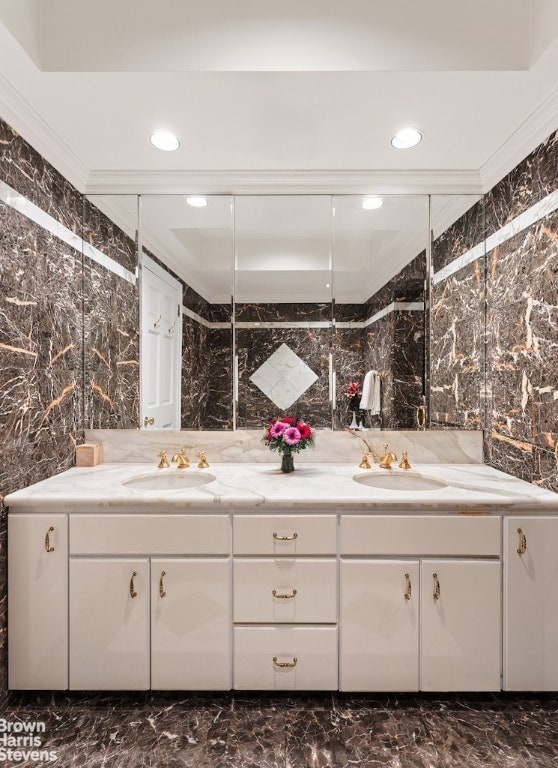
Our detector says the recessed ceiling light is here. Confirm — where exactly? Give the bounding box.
[362,196,384,210]
[149,131,180,152]
[186,196,208,208]
[391,128,423,149]
[325,283,331,288]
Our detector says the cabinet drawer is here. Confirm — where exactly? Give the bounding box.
[234,626,338,690]
[340,515,500,556]
[70,514,229,555]
[233,515,337,555]
[234,559,337,623]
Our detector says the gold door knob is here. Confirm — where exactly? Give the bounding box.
[433,572,440,601]
[272,532,298,541]
[404,573,412,600]
[159,571,166,598]
[44,526,55,553]
[272,589,298,600]
[143,416,155,426]
[129,571,138,598]
[517,528,527,556]
[273,656,298,669]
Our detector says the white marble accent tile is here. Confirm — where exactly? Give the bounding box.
[249,343,319,410]
[0,179,137,285]
[432,188,558,285]
[336,302,424,329]
[236,321,331,329]
[182,306,231,329]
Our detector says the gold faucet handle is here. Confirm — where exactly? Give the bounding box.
[359,451,372,469]
[157,450,170,469]
[399,451,411,470]
[196,450,210,468]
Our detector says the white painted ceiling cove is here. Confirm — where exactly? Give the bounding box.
[0,1,556,301]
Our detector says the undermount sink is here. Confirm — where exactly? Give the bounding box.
[123,472,216,491]
[353,472,447,492]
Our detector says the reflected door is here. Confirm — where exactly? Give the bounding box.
[141,254,182,428]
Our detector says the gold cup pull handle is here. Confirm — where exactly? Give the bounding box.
[44,526,55,553]
[272,589,298,600]
[159,571,166,598]
[433,572,440,601]
[129,571,138,599]
[517,528,527,556]
[404,572,412,601]
[273,656,298,669]
[272,532,298,541]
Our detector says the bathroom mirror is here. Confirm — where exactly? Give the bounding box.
[82,193,438,431]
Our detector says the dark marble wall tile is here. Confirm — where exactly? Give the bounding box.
[82,198,136,274]
[236,302,331,323]
[433,201,485,273]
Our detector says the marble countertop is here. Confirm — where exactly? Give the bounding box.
[4,461,558,514]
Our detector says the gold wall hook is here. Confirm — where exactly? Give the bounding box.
[153,315,161,329]
[44,526,54,553]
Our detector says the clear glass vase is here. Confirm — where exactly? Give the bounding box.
[280,447,295,473]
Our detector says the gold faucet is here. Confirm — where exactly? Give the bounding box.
[196,450,210,469]
[157,450,170,469]
[171,448,190,469]
[359,451,372,469]
[378,444,398,469]
[399,450,411,470]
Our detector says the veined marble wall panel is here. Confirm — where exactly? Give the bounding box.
[393,310,424,429]
[334,327,366,430]
[364,313,394,428]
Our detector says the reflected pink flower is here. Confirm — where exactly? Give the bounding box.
[283,427,301,445]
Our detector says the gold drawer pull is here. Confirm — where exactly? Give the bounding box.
[44,526,55,553]
[272,532,298,541]
[273,656,298,669]
[404,572,412,601]
[433,573,440,601]
[272,589,298,600]
[159,571,166,598]
[129,571,138,598]
[517,528,527,556]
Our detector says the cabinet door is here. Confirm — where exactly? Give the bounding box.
[151,558,231,690]
[504,517,558,690]
[421,559,500,691]
[69,558,150,690]
[340,560,419,691]
[8,514,68,689]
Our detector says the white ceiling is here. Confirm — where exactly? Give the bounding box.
[0,1,557,302]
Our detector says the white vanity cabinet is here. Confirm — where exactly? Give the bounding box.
[8,514,68,689]
[504,516,558,690]
[340,515,501,692]
[68,514,230,690]
[232,514,338,690]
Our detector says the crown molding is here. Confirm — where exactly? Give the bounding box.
[479,84,558,193]
[83,168,483,196]
[0,73,89,192]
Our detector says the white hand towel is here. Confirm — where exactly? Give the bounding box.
[360,370,381,414]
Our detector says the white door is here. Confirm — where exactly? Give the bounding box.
[421,559,501,691]
[141,254,182,429]
[151,558,231,690]
[340,560,419,691]
[8,514,68,689]
[69,558,150,690]
[504,517,558,690]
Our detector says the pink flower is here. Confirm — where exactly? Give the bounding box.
[270,421,288,438]
[283,426,301,445]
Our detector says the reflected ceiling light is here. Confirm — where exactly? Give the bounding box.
[149,131,180,151]
[391,128,423,149]
[325,283,331,288]
[186,196,208,208]
[362,196,383,210]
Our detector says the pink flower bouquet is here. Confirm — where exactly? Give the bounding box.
[263,416,315,455]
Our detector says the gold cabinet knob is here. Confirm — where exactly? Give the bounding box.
[273,656,298,669]
[272,589,298,600]
[272,532,298,541]
[44,526,55,553]
[129,571,138,598]
[517,528,527,556]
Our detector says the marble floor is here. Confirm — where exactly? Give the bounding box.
[2,691,558,767]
